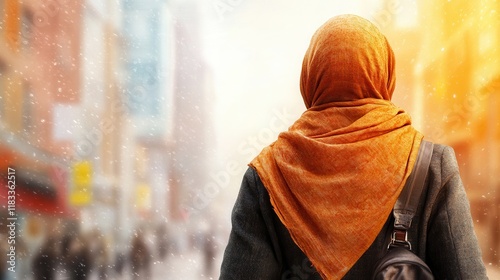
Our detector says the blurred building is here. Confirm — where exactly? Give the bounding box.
[0,0,138,276]
[116,0,216,249]
[1,0,215,262]
[416,0,500,264]
[168,0,216,230]
[0,0,83,276]
[73,0,127,260]
[367,0,500,269]
[118,0,177,246]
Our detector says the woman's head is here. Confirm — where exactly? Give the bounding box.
[300,14,396,108]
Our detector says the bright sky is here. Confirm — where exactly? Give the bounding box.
[192,0,423,223]
[200,0,393,164]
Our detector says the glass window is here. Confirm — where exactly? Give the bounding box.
[0,62,4,119]
[0,0,4,27]
[22,83,33,136]
[20,7,34,51]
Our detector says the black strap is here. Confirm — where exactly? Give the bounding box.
[390,140,434,250]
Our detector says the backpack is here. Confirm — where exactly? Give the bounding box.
[372,140,435,280]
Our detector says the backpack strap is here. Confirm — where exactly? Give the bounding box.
[390,140,434,250]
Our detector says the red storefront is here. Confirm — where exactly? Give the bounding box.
[0,145,76,221]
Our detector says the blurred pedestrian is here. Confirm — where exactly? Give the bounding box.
[61,233,72,259]
[203,231,217,277]
[88,229,110,279]
[156,225,170,260]
[60,232,73,276]
[220,14,488,279]
[16,236,29,280]
[32,235,58,280]
[97,239,110,279]
[67,235,92,280]
[130,232,152,280]
[1,233,9,280]
[114,251,127,277]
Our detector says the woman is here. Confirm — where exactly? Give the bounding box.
[220,15,487,279]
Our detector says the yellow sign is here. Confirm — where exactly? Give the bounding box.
[136,183,151,210]
[70,161,92,206]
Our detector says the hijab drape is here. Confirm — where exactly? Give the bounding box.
[250,15,423,279]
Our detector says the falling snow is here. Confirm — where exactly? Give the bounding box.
[0,0,499,279]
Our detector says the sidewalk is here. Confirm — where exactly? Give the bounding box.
[153,250,206,280]
[99,248,222,280]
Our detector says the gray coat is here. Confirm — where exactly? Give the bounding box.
[220,144,488,279]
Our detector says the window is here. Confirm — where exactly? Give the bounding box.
[22,83,34,136]
[0,0,4,31]
[20,7,34,51]
[0,61,4,119]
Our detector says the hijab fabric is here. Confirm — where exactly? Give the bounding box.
[250,15,423,279]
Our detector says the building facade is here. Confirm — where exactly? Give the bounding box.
[0,0,83,277]
[416,0,500,264]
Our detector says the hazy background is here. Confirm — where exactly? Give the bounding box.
[0,0,499,279]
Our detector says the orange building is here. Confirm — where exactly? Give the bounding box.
[1,1,130,277]
[1,0,83,154]
[0,3,86,276]
[0,0,83,215]
[416,0,500,265]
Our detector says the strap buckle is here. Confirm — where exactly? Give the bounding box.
[388,228,412,250]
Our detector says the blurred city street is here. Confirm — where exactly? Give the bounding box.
[16,246,225,280]
[61,249,224,280]
[1,0,499,279]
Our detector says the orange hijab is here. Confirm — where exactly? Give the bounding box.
[250,15,423,279]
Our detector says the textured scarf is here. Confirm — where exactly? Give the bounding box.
[250,15,423,279]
